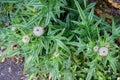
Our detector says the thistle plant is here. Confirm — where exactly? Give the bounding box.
[0,0,120,80]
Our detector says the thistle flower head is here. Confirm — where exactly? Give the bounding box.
[93,45,99,52]
[11,44,18,50]
[33,26,44,37]
[5,21,10,26]
[11,27,16,31]
[99,47,108,56]
[53,51,59,58]
[117,77,120,80]
[0,47,5,53]
[22,35,30,43]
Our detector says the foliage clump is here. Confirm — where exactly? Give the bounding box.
[0,0,120,80]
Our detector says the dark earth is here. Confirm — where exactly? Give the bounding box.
[0,57,26,80]
[89,0,120,15]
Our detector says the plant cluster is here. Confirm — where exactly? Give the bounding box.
[0,0,120,80]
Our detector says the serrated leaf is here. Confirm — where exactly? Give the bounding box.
[86,68,95,80]
[56,39,70,53]
[74,0,86,22]
[88,8,94,22]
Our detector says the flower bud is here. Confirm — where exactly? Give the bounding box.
[93,45,99,52]
[22,35,30,43]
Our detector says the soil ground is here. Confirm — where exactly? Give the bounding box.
[0,57,25,80]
